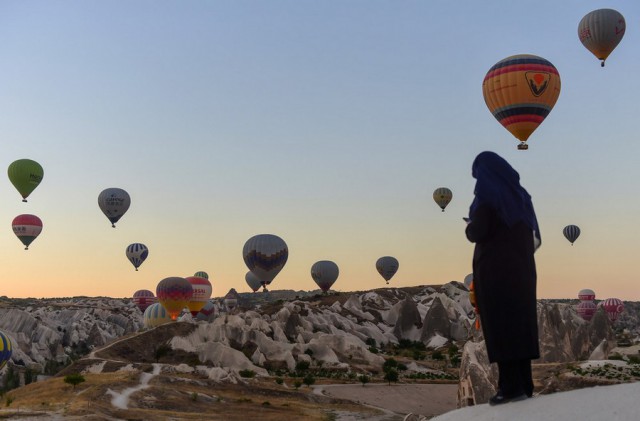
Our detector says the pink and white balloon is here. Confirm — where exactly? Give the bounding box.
[577,301,597,321]
[578,289,595,301]
[601,298,624,322]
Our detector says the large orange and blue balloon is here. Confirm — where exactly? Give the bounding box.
[126,243,149,271]
[12,214,43,250]
[133,289,157,312]
[0,332,11,370]
[156,277,193,321]
[311,260,339,292]
[578,9,625,67]
[98,188,131,228]
[143,303,173,328]
[8,159,43,202]
[243,234,288,291]
[185,276,212,316]
[376,256,399,285]
[483,54,561,150]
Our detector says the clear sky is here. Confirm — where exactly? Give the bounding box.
[0,1,638,300]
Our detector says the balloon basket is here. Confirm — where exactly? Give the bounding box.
[517,143,529,150]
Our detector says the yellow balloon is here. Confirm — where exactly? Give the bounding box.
[482,54,561,150]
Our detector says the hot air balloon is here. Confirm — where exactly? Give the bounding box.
[483,54,561,150]
[143,302,173,328]
[224,288,240,312]
[463,273,473,290]
[576,300,597,321]
[133,289,157,312]
[126,243,149,271]
[602,298,624,322]
[311,260,339,293]
[563,225,581,245]
[98,188,131,228]
[376,256,399,285]
[578,288,595,301]
[12,214,42,250]
[433,188,453,212]
[243,234,288,291]
[245,271,262,292]
[156,277,193,321]
[8,159,43,202]
[196,300,217,322]
[185,276,212,316]
[194,271,209,279]
[0,331,12,370]
[578,9,625,67]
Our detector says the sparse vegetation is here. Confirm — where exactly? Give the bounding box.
[303,374,316,387]
[384,369,399,385]
[190,392,198,401]
[5,396,12,407]
[64,373,86,389]
[358,374,370,386]
[239,369,256,378]
[295,360,310,372]
[293,380,302,389]
[275,377,284,385]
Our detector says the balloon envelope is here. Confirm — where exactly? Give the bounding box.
[433,188,452,211]
[185,276,212,316]
[578,9,625,66]
[126,243,149,270]
[245,271,262,292]
[133,289,156,312]
[602,298,624,322]
[483,54,561,149]
[463,273,473,290]
[98,188,131,228]
[311,260,339,292]
[143,302,173,328]
[156,277,193,320]
[0,331,12,370]
[8,159,43,202]
[196,300,217,322]
[376,256,399,284]
[243,234,288,289]
[578,288,595,301]
[194,271,209,279]
[12,214,43,250]
[577,301,597,321]
[563,225,581,245]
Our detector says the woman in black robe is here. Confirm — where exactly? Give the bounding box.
[465,151,540,405]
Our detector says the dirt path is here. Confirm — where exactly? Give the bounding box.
[315,383,458,419]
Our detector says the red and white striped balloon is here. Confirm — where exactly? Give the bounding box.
[601,298,624,322]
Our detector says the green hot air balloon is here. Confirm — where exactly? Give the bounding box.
[8,159,44,202]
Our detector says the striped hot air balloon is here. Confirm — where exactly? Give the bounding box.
[483,54,561,150]
[185,276,212,316]
[602,298,624,322]
[243,234,288,292]
[133,289,157,312]
[194,271,209,279]
[143,302,173,328]
[0,331,11,370]
[12,214,43,250]
[578,9,625,67]
[311,260,339,293]
[563,225,581,245]
[126,243,149,271]
[576,301,597,321]
[433,187,453,212]
[196,300,217,322]
[578,288,595,301]
[156,277,193,321]
[376,256,399,285]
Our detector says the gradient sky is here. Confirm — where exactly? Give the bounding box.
[0,1,638,300]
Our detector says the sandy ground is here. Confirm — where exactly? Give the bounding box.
[316,383,458,418]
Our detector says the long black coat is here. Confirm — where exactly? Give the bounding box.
[465,204,539,363]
